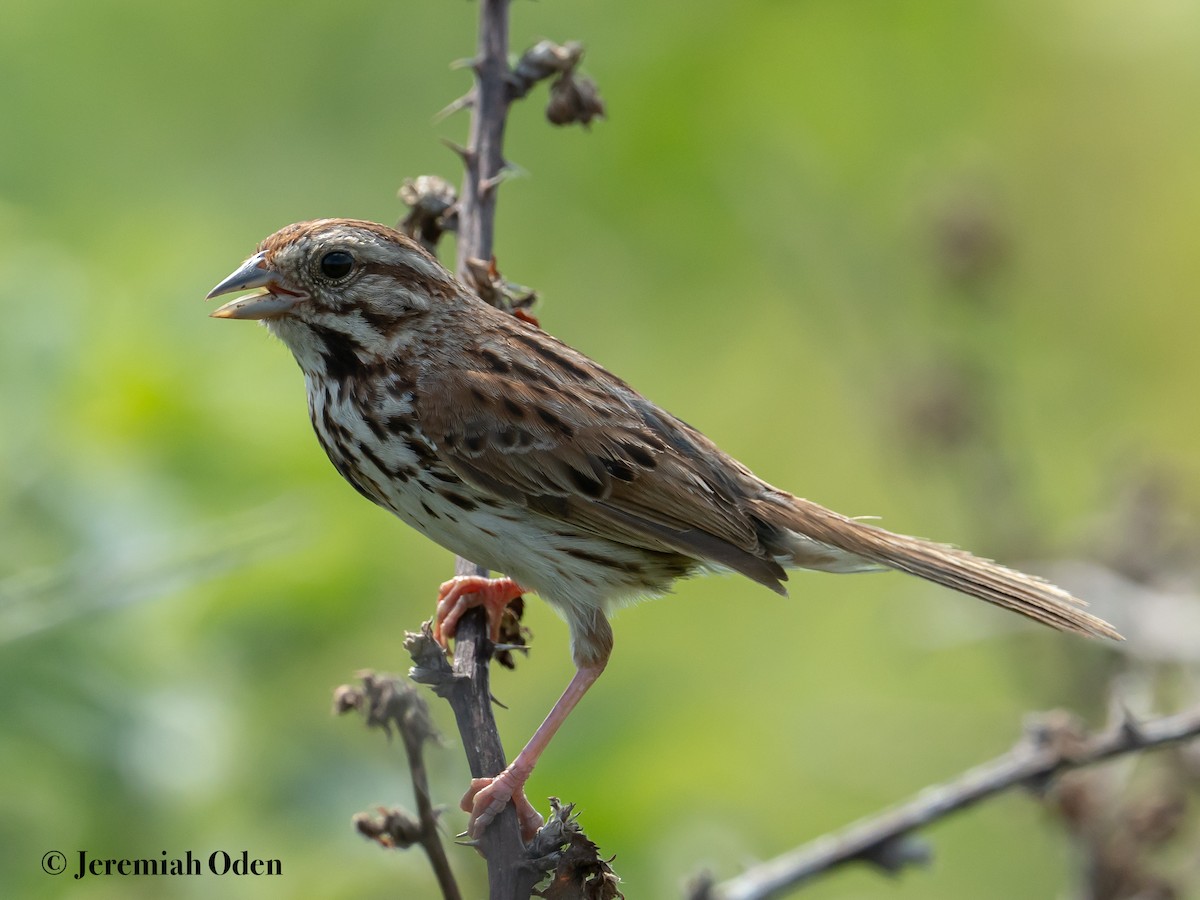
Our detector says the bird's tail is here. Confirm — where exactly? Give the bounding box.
[753,493,1122,640]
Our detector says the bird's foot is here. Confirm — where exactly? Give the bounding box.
[461,768,544,842]
[433,575,525,647]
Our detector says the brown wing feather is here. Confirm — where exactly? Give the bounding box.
[414,316,789,591]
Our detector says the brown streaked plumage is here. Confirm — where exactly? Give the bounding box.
[207,218,1121,840]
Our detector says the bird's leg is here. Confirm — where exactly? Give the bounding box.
[461,659,607,841]
[433,575,525,647]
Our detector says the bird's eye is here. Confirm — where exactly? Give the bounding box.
[318,250,355,280]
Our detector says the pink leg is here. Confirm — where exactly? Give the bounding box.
[433,575,525,648]
[461,661,606,841]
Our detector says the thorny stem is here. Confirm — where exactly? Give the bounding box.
[455,0,512,274]
[444,1,536,898]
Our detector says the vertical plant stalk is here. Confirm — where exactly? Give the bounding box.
[454,0,511,277]
[399,722,462,900]
[443,1,540,897]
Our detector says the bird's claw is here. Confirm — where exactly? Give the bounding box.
[433,575,526,647]
[461,773,544,842]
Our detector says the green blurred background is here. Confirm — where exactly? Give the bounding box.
[3,1,1198,897]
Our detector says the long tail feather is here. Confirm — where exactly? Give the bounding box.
[756,495,1122,640]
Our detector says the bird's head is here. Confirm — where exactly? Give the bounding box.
[207,218,460,367]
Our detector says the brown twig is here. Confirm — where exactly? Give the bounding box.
[399,3,607,895]
[454,0,512,278]
[335,672,461,900]
[413,614,544,899]
[691,705,1200,900]
[439,5,541,895]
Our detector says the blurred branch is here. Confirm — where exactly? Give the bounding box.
[692,705,1200,900]
[335,672,461,900]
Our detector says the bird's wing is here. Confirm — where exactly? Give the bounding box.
[414,323,788,591]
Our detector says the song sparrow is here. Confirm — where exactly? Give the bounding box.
[207,218,1120,840]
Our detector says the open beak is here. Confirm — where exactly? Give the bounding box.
[206,252,306,320]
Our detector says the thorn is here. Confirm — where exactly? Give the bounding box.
[479,164,524,198]
[440,138,474,165]
[449,55,478,71]
[435,90,475,123]
[479,175,503,198]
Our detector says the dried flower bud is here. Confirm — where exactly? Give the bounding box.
[512,40,585,98]
[353,807,425,849]
[397,175,459,252]
[926,186,1008,290]
[464,256,538,313]
[331,683,364,716]
[493,594,531,669]
[529,798,623,899]
[508,39,605,128]
[546,73,606,128]
[338,670,441,747]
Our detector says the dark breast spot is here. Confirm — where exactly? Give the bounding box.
[387,416,413,435]
[356,440,391,476]
[310,325,363,382]
[319,404,351,442]
[405,437,438,467]
[443,492,479,511]
[364,416,388,441]
[326,444,382,504]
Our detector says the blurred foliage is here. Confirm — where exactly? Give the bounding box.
[2,1,1199,897]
